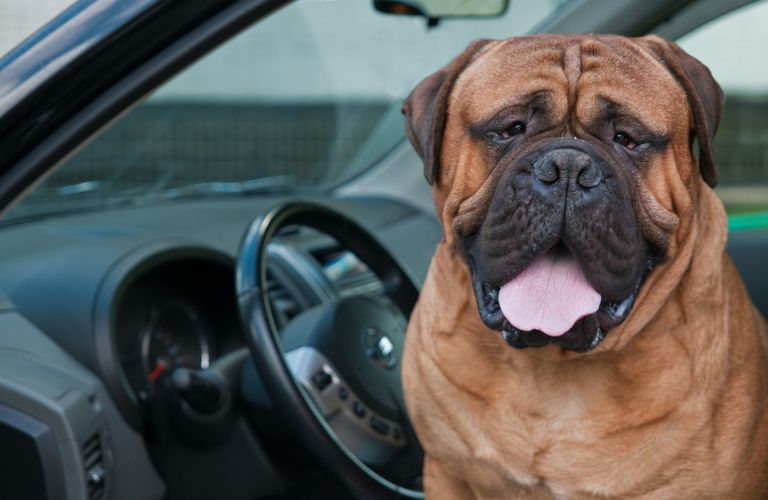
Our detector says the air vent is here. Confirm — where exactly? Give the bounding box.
[266,272,301,329]
[335,269,384,299]
[82,433,106,499]
[311,246,385,299]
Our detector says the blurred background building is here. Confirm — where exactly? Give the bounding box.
[1,0,768,213]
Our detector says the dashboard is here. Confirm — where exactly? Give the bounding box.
[5,193,766,499]
[0,195,442,499]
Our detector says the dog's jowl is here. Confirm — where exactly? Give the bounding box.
[402,35,768,499]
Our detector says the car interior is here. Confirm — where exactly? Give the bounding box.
[0,0,767,498]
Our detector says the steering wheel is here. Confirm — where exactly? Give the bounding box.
[236,201,424,499]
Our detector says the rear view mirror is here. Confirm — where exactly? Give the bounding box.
[374,0,509,22]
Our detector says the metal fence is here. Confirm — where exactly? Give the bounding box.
[717,96,768,184]
[13,95,768,213]
[49,96,768,185]
[31,101,395,192]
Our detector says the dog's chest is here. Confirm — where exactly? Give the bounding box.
[419,366,604,487]
[414,344,669,495]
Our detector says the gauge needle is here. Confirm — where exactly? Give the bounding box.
[148,359,168,382]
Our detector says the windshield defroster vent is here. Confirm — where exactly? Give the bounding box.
[335,269,383,299]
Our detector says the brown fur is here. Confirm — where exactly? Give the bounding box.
[402,34,768,498]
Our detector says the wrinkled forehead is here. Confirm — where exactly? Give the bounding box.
[450,35,689,134]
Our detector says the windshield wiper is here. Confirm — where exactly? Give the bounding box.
[0,175,310,227]
[153,175,300,200]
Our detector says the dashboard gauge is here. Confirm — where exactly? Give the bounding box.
[118,294,214,403]
[140,301,211,386]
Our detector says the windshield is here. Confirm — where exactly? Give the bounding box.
[2,0,568,222]
[0,0,72,57]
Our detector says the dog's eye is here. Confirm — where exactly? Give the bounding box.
[499,121,526,139]
[613,131,637,150]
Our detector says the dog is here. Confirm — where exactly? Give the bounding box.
[401,34,768,498]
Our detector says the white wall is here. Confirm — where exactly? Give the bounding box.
[152,0,560,101]
[0,0,561,101]
[678,0,768,94]
[0,0,72,55]
[3,0,768,98]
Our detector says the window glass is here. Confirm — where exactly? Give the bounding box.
[0,0,73,56]
[677,0,768,217]
[5,0,569,221]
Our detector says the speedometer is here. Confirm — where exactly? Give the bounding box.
[120,298,213,402]
[141,301,211,385]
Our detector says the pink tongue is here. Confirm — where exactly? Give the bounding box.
[498,251,601,337]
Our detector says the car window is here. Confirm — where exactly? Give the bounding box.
[677,0,768,225]
[4,0,569,222]
[0,0,73,57]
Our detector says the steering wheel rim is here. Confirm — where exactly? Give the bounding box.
[236,201,424,499]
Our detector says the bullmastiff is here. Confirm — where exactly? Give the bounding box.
[401,34,768,498]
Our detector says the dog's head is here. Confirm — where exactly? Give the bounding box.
[403,35,723,352]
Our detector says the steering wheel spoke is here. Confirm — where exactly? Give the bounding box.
[286,345,407,465]
[285,346,345,419]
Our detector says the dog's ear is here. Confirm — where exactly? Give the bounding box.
[402,39,495,185]
[640,35,723,188]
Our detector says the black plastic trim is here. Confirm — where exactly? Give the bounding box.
[0,404,66,500]
[535,0,697,36]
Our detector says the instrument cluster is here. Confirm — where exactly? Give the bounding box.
[113,256,243,404]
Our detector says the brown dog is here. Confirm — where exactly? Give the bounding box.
[401,34,768,498]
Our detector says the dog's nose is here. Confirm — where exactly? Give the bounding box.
[532,149,602,189]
